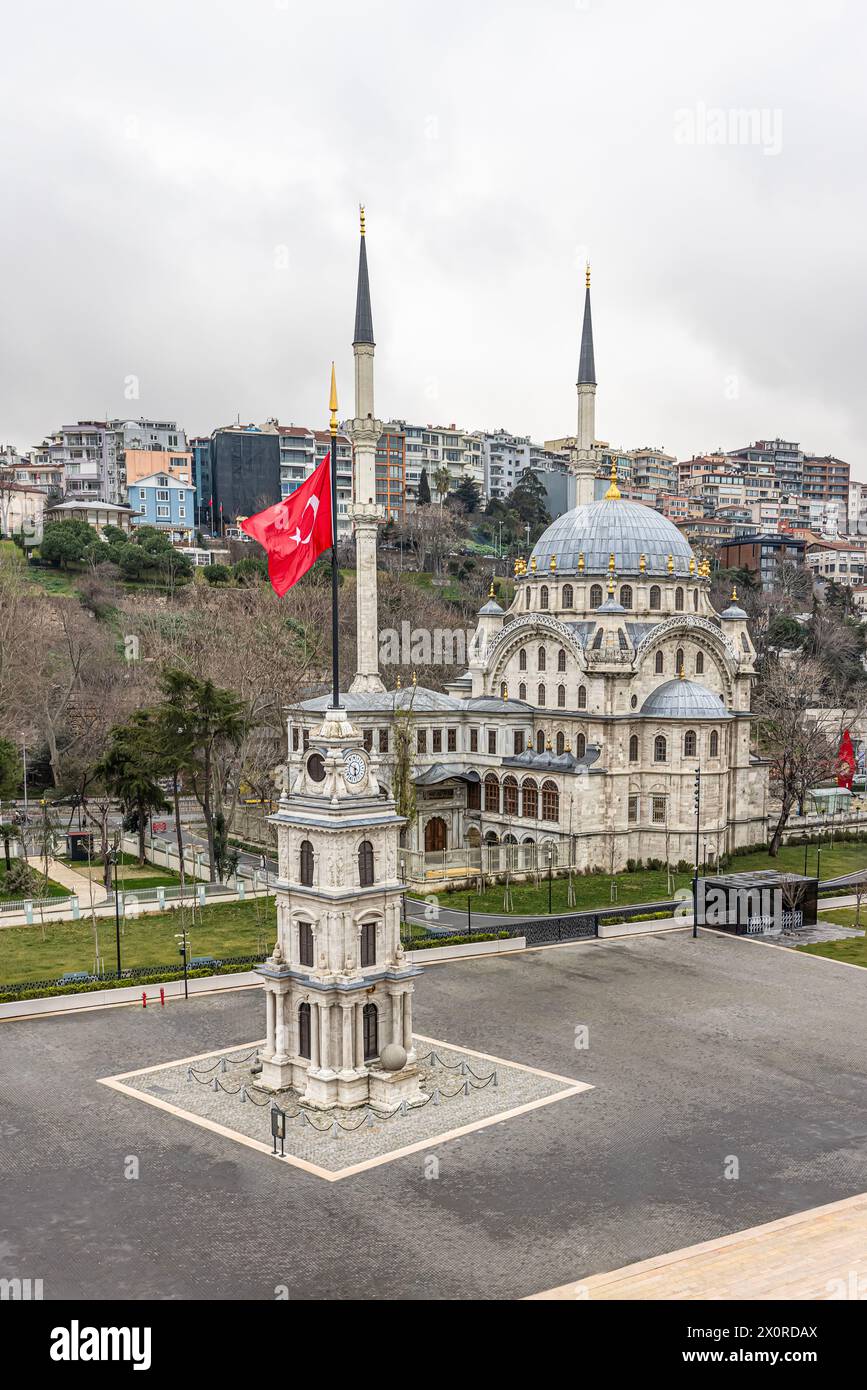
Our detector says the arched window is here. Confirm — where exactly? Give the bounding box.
[360,920,376,967]
[649,585,661,610]
[540,585,549,610]
[538,683,546,706]
[542,780,559,822]
[536,730,545,753]
[525,587,531,610]
[675,587,684,611]
[655,650,664,674]
[557,648,566,672]
[522,778,538,818]
[741,633,750,652]
[538,646,546,670]
[562,584,573,608]
[695,651,704,675]
[693,589,699,610]
[363,1002,378,1060]
[298,920,314,967]
[629,734,639,762]
[676,647,684,673]
[556,732,565,754]
[577,685,587,709]
[503,775,518,815]
[484,773,500,813]
[358,839,374,887]
[298,1002,311,1059]
[710,729,719,757]
[684,730,697,758]
[576,732,586,758]
[467,780,481,810]
[519,647,527,671]
[518,682,527,701]
[299,839,314,886]
[557,684,566,708]
[590,584,603,609]
[620,584,633,609]
[654,734,667,763]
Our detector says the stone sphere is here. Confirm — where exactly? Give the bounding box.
[378,1043,407,1072]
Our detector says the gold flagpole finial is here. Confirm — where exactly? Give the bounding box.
[679,665,686,680]
[604,458,621,500]
[585,260,591,290]
[489,579,496,598]
[731,584,738,602]
[360,204,365,237]
[329,362,338,435]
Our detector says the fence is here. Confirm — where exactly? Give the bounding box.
[401,838,583,885]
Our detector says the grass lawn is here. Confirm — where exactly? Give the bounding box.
[814,908,867,929]
[418,840,867,918]
[797,934,867,969]
[0,864,70,899]
[0,897,277,985]
[60,857,198,891]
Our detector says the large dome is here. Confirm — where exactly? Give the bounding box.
[640,679,732,720]
[531,498,695,577]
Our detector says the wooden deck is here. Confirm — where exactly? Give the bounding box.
[529,1193,867,1300]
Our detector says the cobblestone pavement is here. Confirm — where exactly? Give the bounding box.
[113,1040,579,1175]
[1,929,865,1300]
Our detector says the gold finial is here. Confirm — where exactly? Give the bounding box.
[639,553,646,573]
[577,552,585,572]
[608,552,616,572]
[489,579,496,598]
[513,558,520,577]
[329,361,338,435]
[689,557,695,575]
[604,458,621,501]
[667,553,674,574]
[530,556,537,573]
[359,204,365,237]
[607,575,615,597]
[412,670,417,685]
[731,585,738,602]
[396,673,401,689]
[550,554,557,572]
[546,736,553,752]
[585,260,591,290]
[503,683,509,701]
[679,665,685,680]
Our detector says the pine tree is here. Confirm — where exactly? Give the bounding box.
[418,469,431,506]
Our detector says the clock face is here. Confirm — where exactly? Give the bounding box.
[343,752,366,785]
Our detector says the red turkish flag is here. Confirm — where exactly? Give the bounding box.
[240,453,333,596]
[838,729,856,790]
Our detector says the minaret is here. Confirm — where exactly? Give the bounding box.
[571,262,598,507]
[348,206,386,694]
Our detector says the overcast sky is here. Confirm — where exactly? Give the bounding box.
[2,0,865,477]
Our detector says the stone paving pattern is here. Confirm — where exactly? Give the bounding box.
[1,930,866,1300]
[118,1040,574,1172]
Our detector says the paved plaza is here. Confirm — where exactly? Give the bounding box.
[1,929,866,1300]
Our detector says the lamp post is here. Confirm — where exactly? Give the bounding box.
[175,929,189,1001]
[817,842,822,885]
[692,767,701,939]
[547,842,554,915]
[108,847,122,976]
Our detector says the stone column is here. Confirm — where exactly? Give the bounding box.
[391,990,403,1046]
[355,1001,365,1068]
[274,991,286,1058]
[341,1001,353,1072]
[402,990,413,1053]
[319,1002,332,1072]
[265,990,276,1056]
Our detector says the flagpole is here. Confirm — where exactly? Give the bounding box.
[329,362,341,711]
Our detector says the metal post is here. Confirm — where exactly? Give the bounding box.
[328,363,341,712]
[547,848,553,914]
[692,767,701,938]
[111,851,122,975]
[467,894,471,936]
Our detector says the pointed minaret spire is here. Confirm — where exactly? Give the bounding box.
[353,204,375,347]
[577,262,596,385]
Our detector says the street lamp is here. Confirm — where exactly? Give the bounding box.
[546,841,554,914]
[692,767,701,939]
[107,847,122,976]
[175,929,190,1001]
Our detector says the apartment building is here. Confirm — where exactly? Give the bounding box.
[375,425,407,521]
[400,422,485,504]
[801,453,850,504]
[628,447,677,493]
[805,538,867,587]
[847,480,867,537]
[48,418,188,506]
[727,438,804,494]
[716,533,806,592]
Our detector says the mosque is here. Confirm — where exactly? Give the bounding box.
[287,221,770,885]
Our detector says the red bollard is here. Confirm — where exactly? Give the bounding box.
[159,987,165,1008]
[142,992,147,1008]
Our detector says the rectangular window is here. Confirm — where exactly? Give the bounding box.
[378,728,389,753]
[628,795,638,823]
[157,505,169,518]
[432,729,442,753]
[514,730,524,755]
[652,796,666,824]
[363,729,373,752]
[417,729,427,753]
[447,728,457,752]
[487,730,497,754]
[470,728,479,752]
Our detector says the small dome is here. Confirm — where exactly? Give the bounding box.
[478,598,504,616]
[530,497,694,577]
[640,679,731,720]
[721,602,748,620]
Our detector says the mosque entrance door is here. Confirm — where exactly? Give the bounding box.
[424,817,447,853]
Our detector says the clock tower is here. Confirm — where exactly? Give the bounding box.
[257,704,425,1111]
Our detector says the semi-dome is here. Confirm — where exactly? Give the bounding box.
[640,679,731,720]
[530,498,695,577]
